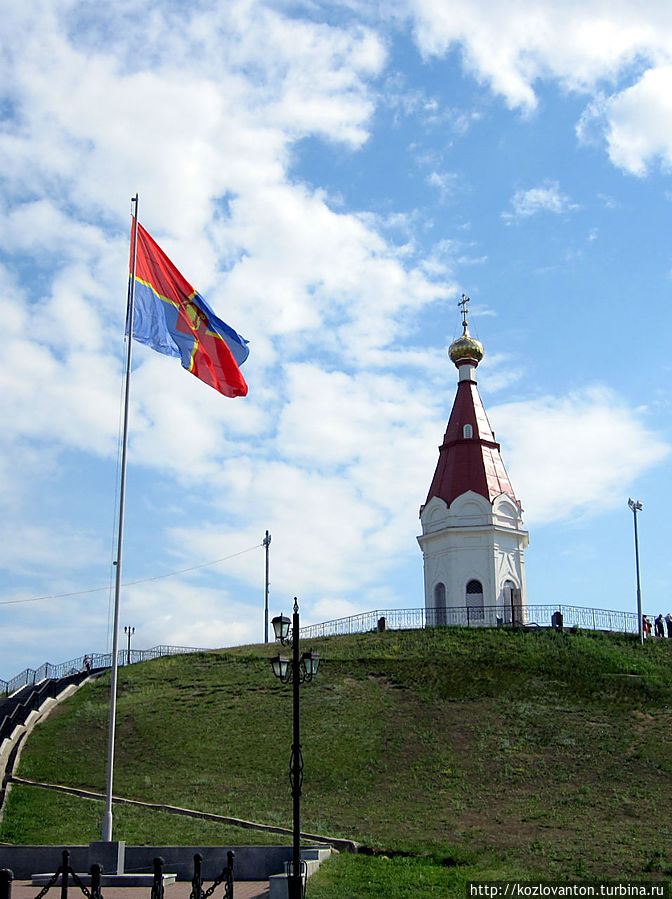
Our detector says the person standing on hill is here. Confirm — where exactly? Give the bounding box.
[666,613,672,639]
[655,615,665,638]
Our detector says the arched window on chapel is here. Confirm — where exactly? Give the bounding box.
[466,578,484,623]
[434,582,447,626]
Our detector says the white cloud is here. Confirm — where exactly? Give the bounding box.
[122,578,262,649]
[502,181,579,222]
[0,286,123,459]
[602,65,672,175]
[402,2,672,175]
[478,353,524,394]
[381,73,481,134]
[426,170,459,201]
[406,1,672,112]
[0,0,384,233]
[489,386,671,525]
[0,0,449,485]
[0,523,104,578]
[159,362,443,602]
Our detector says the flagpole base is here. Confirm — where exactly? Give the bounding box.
[101,812,113,843]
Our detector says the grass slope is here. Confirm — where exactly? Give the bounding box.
[2,626,672,891]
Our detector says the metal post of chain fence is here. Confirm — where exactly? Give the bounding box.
[89,865,102,899]
[0,869,13,899]
[150,857,164,899]
[190,853,203,899]
[223,852,234,899]
[60,850,70,899]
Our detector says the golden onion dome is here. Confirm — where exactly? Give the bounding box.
[448,328,484,365]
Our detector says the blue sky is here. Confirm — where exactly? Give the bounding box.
[1,0,671,678]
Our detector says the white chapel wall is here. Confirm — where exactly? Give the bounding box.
[419,490,528,625]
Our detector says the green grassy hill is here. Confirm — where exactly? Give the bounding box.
[2,626,672,894]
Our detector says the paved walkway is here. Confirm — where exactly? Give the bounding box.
[9,881,269,899]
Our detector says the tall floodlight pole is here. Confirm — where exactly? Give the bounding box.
[263,530,272,643]
[628,498,644,646]
[102,196,139,842]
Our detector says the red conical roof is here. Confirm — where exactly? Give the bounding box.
[423,369,517,510]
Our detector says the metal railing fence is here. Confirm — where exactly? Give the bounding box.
[299,603,641,640]
[1,605,647,694]
[0,671,96,745]
[0,644,208,698]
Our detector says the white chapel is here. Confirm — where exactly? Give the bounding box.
[417,297,529,626]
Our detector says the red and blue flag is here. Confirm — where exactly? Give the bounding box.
[130,221,249,397]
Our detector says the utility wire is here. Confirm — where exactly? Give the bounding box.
[0,542,263,606]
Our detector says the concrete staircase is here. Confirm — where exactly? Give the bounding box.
[268,847,332,898]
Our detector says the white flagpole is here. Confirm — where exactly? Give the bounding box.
[102,195,139,842]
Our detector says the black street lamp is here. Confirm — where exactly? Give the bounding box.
[270,598,320,899]
[124,626,135,665]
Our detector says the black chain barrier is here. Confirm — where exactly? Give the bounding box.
[189,852,235,899]
[26,851,103,899]
[0,850,235,899]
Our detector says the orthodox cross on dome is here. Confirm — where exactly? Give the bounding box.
[449,293,484,367]
[458,293,471,332]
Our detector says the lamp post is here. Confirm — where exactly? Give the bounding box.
[124,626,135,665]
[270,598,320,899]
[263,530,272,643]
[628,498,643,645]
